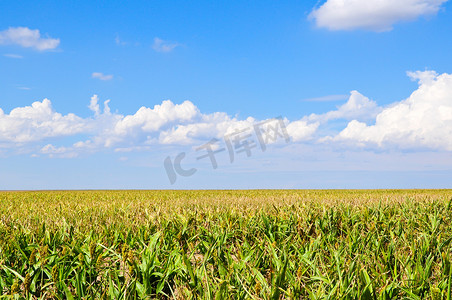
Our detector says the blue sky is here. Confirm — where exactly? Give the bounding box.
[1,0,452,189]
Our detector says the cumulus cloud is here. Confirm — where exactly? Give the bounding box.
[88,94,112,116]
[286,120,319,142]
[0,95,319,156]
[159,115,257,145]
[307,91,382,123]
[335,71,452,150]
[114,100,199,134]
[0,27,60,50]
[152,37,180,53]
[309,0,448,31]
[3,71,452,157]
[0,99,86,143]
[92,72,114,81]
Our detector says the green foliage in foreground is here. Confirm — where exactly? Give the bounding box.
[1,190,452,299]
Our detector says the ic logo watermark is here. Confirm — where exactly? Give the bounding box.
[164,116,290,184]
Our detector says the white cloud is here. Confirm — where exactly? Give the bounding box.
[307,91,382,123]
[286,120,319,142]
[158,115,258,145]
[407,70,438,84]
[309,0,448,31]
[0,95,318,156]
[3,53,23,59]
[92,72,114,81]
[40,144,78,158]
[152,37,180,53]
[335,71,452,150]
[113,100,200,137]
[0,27,60,50]
[0,99,86,143]
[88,94,111,116]
[3,71,452,157]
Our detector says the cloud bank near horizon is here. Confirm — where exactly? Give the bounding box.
[1,70,452,157]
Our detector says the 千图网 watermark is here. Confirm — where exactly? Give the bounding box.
[164,116,290,184]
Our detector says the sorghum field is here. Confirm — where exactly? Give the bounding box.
[1,190,452,299]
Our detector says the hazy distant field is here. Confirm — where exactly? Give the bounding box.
[1,190,452,299]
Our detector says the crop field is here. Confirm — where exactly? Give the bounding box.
[1,190,452,299]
